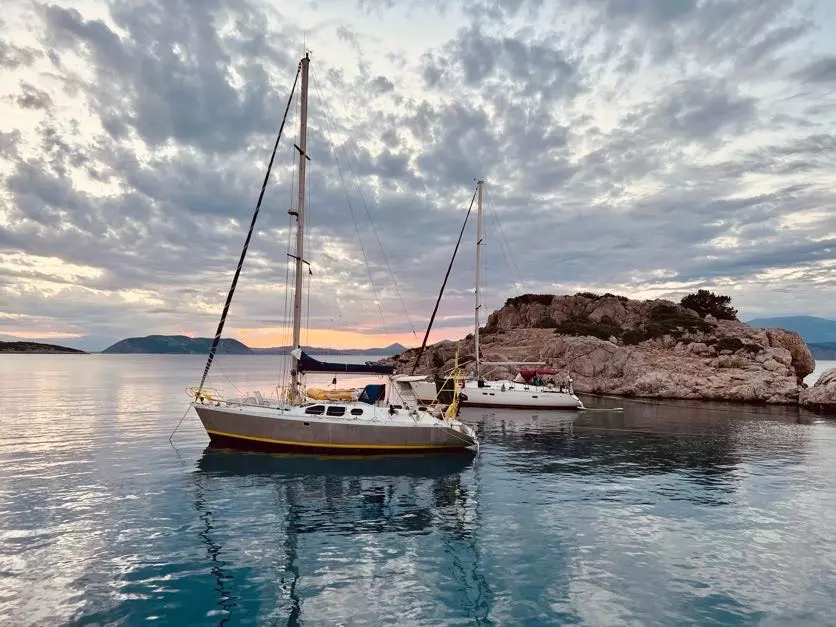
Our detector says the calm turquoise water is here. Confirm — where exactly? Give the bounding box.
[2,354,836,625]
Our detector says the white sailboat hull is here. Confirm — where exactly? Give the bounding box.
[462,181,583,412]
[193,400,477,454]
[461,380,584,410]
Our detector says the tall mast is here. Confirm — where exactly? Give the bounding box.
[290,53,310,399]
[474,179,483,381]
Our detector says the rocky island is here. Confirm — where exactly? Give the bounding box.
[384,291,817,405]
[0,341,86,354]
[103,335,252,354]
[102,335,407,355]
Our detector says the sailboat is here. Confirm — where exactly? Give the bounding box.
[395,180,584,410]
[460,180,585,410]
[188,53,478,454]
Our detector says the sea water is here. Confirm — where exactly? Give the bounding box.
[2,354,836,625]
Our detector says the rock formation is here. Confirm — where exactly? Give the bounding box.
[385,293,816,405]
[800,368,836,413]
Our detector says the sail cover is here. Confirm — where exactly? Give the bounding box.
[518,368,559,382]
[292,349,395,375]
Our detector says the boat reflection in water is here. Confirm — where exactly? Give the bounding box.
[191,445,491,625]
[468,399,815,506]
[195,443,476,479]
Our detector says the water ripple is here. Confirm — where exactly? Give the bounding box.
[3,355,836,625]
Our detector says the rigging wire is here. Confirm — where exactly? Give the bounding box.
[481,204,489,327]
[484,184,524,295]
[310,71,418,341]
[308,69,397,337]
[304,130,313,350]
[278,201,295,397]
[279,95,301,396]
[195,63,302,396]
[411,185,479,375]
[211,354,245,398]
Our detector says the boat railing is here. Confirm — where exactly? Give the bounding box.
[187,386,291,409]
[185,386,224,403]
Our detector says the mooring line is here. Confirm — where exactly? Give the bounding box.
[168,406,192,444]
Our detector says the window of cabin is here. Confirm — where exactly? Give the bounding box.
[326,406,347,416]
[304,405,325,415]
[350,408,364,416]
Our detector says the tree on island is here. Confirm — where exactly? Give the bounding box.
[680,289,738,320]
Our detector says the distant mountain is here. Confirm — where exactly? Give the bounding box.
[251,343,407,356]
[0,334,115,352]
[103,335,252,354]
[746,316,836,343]
[0,341,86,354]
[808,343,836,360]
[101,335,407,355]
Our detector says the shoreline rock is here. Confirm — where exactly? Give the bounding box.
[800,368,836,414]
[383,293,816,406]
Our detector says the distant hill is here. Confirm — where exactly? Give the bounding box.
[0,334,114,352]
[746,316,836,343]
[251,343,407,356]
[0,341,86,354]
[103,335,252,354]
[809,343,836,360]
[102,335,407,355]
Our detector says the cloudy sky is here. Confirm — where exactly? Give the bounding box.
[1,0,835,351]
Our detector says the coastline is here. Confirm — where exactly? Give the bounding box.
[4,351,834,410]
[0,341,86,354]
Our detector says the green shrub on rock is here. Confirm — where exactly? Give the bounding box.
[715,337,744,352]
[644,304,714,339]
[534,317,559,328]
[553,316,624,341]
[505,294,554,307]
[680,289,738,320]
[622,329,646,345]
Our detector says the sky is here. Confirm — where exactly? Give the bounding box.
[1,0,835,351]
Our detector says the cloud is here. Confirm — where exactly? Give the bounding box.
[9,82,53,111]
[794,56,836,84]
[0,130,22,160]
[0,40,39,70]
[643,78,757,141]
[1,0,836,349]
[39,1,297,153]
[369,76,395,95]
[420,23,583,100]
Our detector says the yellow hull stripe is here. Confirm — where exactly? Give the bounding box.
[205,429,466,450]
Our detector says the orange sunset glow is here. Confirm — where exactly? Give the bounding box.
[232,325,473,350]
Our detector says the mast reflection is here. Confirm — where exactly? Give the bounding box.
[193,476,239,625]
[191,446,492,624]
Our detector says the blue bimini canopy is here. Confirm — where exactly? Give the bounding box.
[293,350,395,375]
